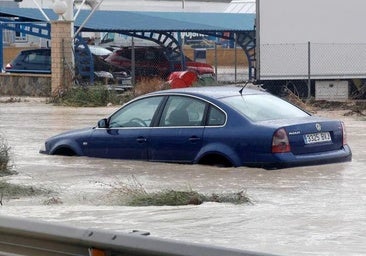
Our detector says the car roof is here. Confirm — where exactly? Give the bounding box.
[78,45,113,55]
[146,85,268,99]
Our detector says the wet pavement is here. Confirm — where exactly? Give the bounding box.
[0,98,365,256]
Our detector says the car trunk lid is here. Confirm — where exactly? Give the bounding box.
[259,117,344,155]
[284,119,343,155]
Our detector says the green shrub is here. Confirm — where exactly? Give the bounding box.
[125,189,251,206]
[133,77,169,97]
[127,189,203,206]
[51,85,124,107]
[107,176,252,206]
[0,180,50,205]
[0,136,13,176]
[51,77,220,108]
[0,180,45,197]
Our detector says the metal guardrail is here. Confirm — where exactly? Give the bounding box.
[0,215,277,256]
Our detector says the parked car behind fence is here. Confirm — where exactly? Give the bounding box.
[4,48,51,74]
[105,46,215,80]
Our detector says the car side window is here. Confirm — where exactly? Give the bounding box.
[109,96,163,128]
[207,105,226,126]
[25,53,38,64]
[159,96,206,127]
[25,52,50,65]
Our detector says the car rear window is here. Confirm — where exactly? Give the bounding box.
[221,94,310,122]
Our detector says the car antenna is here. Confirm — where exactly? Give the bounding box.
[239,81,249,96]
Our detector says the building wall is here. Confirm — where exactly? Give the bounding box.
[0,1,18,8]
[2,47,31,67]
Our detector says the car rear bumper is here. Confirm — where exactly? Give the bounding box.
[259,145,352,169]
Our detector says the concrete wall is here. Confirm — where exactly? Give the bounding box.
[0,73,51,96]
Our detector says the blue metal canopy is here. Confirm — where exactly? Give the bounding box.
[0,7,255,32]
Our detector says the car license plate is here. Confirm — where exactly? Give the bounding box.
[304,132,331,144]
[119,79,131,85]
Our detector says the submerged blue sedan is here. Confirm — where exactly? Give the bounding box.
[40,86,352,169]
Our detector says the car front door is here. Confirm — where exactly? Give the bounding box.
[149,95,206,163]
[87,96,164,159]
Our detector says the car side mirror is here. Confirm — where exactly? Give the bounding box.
[97,118,109,128]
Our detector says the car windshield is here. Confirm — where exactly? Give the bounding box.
[221,94,310,122]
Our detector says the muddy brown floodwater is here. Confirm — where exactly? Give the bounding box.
[0,98,365,256]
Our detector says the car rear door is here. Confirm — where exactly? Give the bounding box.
[148,95,206,163]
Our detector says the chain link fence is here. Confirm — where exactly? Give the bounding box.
[106,44,250,85]
[260,42,366,79]
[258,42,366,99]
[4,39,366,99]
[182,45,250,84]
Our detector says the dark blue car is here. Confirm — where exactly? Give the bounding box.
[5,48,51,74]
[40,86,352,169]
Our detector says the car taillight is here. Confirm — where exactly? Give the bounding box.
[5,63,13,69]
[341,121,347,145]
[272,128,291,153]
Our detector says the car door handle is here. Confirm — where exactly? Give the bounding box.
[136,137,147,143]
[189,136,201,142]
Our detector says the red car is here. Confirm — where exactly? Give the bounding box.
[104,46,215,79]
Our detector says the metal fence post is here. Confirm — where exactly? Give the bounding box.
[234,33,238,83]
[131,36,135,86]
[214,42,218,84]
[307,41,311,99]
[0,23,3,71]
